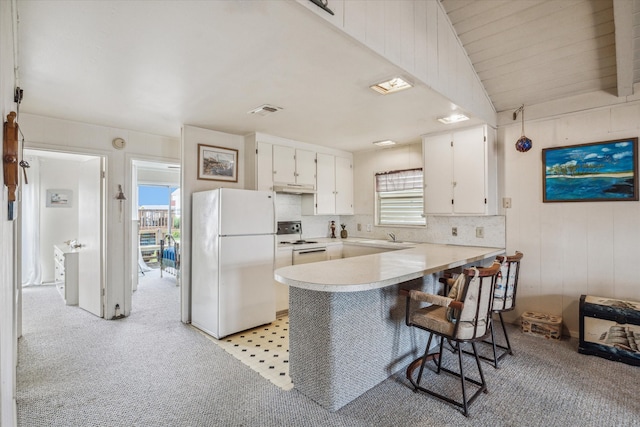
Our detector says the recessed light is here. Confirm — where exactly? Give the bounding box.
[373,140,396,147]
[369,77,412,95]
[437,113,469,124]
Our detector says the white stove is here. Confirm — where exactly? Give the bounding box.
[277,221,328,264]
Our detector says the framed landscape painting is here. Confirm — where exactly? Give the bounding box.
[542,138,638,202]
[197,144,238,182]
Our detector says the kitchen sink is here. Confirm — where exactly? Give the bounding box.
[354,239,412,247]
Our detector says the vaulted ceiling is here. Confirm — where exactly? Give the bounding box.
[12,0,640,152]
[442,0,640,115]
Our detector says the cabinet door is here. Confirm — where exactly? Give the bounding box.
[453,127,486,214]
[295,149,316,187]
[334,156,353,214]
[275,248,292,312]
[423,133,454,214]
[256,142,274,191]
[315,153,336,215]
[273,145,296,184]
[327,244,343,260]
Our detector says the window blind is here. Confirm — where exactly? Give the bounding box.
[375,169,425,226]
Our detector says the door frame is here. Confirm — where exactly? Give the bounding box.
[19,146,107,325]
[125,154,181,318]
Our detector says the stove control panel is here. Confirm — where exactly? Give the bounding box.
[277,221,302,235]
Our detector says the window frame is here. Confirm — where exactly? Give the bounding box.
[375,168,425,227]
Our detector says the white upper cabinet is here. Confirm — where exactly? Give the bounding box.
[309,153,353,215]
[294,149,316,187]
[246,133,353,216]
[273,145,297,185]
[423,125,490,215]
[273,145,316,188]
[256,141,274,191]
[423,133,454,214]
[334,156,354,214]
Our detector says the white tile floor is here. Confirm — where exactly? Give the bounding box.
[201,315,293,390]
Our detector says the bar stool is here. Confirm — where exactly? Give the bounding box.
[483,251,524,368]
[403,261,501,417]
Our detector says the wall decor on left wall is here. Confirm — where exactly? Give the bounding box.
[45,189,73,208]
[197,144,238,182]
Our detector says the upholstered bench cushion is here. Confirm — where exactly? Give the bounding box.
[411,305,454,337]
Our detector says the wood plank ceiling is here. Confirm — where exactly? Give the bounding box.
[441,0,625,114]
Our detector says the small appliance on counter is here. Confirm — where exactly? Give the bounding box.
[191,188,276,339]
[277,220,328,264]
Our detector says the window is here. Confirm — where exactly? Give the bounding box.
[375,168,425,226]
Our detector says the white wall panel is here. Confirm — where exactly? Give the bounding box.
[612,204,640,299]
[425,1,439,87]
[20,113,179,321]
[610,103,640,131]
[303,0,496,126]
[435,7,452,96]
[343,0,366,41]
[383,1,402,66]
[413,0,428,83]
[586,204,614,296]
[556,110,611,142]
[365,0,385,55]
[500,103,640,336]
[455,48,473,110]
[399,1,415,73]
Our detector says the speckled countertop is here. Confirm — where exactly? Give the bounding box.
[274,242,504,292]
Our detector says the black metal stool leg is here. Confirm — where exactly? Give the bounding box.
[416,333,434,386]
[499,312,513,355]
[489,318,499,368]
[471,342,487,393]
[458,342,468,417]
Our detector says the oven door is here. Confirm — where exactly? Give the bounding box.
[293,247,328,265]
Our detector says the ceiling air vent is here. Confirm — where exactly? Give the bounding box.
[248,104,282,116]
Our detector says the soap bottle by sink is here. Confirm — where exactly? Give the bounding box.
[340,224,347,239]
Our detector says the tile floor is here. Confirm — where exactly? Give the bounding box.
[200,315,293,390]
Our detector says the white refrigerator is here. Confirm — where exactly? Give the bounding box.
[191,188,276,339]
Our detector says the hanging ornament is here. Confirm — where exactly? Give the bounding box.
[513,105,532,152]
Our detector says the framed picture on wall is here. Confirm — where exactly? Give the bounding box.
[542,138,639,202]
[46,189,73,207]
[197,144,238,182]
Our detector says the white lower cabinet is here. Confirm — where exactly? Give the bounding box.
[275,247,293,312]
[327,243,343,260]
[54,245,79,305]
[342,244,390,258]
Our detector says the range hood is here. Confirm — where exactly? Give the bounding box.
[272,184,316,194]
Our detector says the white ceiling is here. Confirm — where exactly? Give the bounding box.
[14,0,640,152]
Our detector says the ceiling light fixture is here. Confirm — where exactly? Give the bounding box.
[373,140,396,147]
[437,113,469,124]
[248,104,282,116]
[369,77,412,95]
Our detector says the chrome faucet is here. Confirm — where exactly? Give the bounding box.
[387,232,396,242]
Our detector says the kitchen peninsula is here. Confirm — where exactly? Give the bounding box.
[275,242,504,411]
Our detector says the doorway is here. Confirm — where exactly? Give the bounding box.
[130,160,180,298]
[21,149,105,317]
